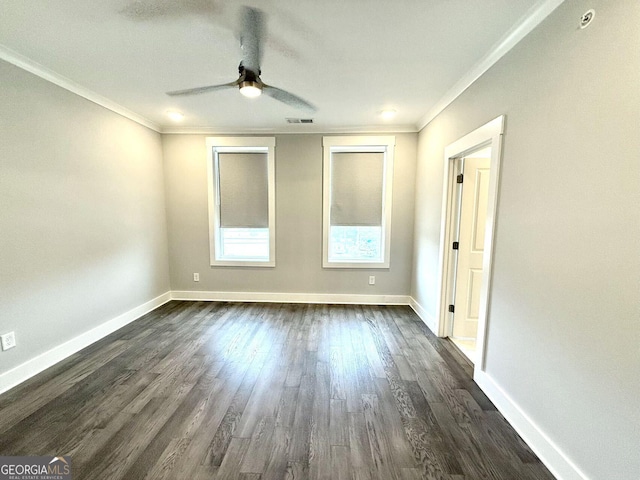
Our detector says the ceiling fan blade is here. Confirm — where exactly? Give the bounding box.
[262,84,316,113]
[240,6,264,73]
[166,81,238,97]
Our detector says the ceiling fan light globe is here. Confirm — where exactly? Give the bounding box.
[239,81,262,98]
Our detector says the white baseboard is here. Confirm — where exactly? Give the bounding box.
[474,369,588,480]
[0,291,409,395]
[0,291,172,395]
[0,289,589,480]
[408,298,586,480]
[171,290,411,305]
[408,297,438,334]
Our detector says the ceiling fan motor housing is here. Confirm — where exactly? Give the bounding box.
[238,64,261,81]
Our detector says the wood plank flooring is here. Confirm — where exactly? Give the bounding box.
[0,301,555,479]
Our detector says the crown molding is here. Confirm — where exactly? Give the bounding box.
[3,0,565,137]
[0,43,416,136]
[0,44,161,133]
[416,0,565,131]
[161,124,419,135]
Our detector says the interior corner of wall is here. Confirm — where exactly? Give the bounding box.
[409,297,438,334]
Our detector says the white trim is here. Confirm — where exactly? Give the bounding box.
[436,116,504,371]
[205,137,277,267]
[2,1,564,136]
[444,116,504,157]
[162,125,419,135]
[0,290,410,395]
[408,297,437,334]
[416,0,565,130]
[322,136,395,269]
[0,44,417,135]
[171,290,410,305]
[0,291,171,395]
[474,370,589,480]
[0,44,161,133]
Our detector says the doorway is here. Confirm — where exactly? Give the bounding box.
[435,115,504,372]
[448,148,491,362]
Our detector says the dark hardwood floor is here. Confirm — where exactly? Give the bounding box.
[0,301,555,479]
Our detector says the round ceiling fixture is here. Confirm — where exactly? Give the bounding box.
[167,111,184,121]
[379,109,397,120]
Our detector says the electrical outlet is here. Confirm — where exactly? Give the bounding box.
[193,273,200,282]
[1,332,16,351]
[369,276,375,285]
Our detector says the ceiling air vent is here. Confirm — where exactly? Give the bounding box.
[286,118,314,124]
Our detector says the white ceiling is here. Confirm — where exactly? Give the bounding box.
[0,0,559,132]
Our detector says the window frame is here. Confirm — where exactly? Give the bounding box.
[322,135,395,269]
[206,136,276,267]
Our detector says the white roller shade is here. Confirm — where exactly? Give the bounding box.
[218,152,269,228]
[330,152,384,226]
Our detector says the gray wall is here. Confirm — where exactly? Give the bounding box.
[411,1,640,478]
[0,60,170,375]
[163,133,416,295]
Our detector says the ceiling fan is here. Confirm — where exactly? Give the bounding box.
[167,6,316,113]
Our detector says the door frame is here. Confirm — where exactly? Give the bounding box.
[435,115,505,371]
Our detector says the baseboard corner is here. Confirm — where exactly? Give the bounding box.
[0,291,172,395]
[408,297,438,334]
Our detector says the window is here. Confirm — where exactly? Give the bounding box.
[322,136,395,268]
[206,137,276,266]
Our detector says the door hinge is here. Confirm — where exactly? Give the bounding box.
[448,304,455,313]
[456,174,464,184]
[452,241,459,250]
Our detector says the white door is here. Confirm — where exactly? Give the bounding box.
[452,156,491,342]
